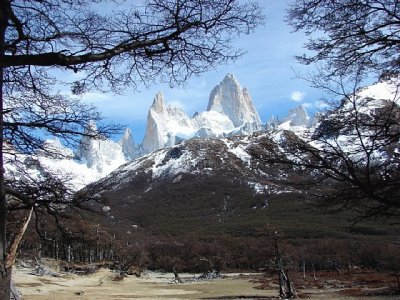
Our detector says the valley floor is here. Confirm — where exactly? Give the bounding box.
[12,266,399,300]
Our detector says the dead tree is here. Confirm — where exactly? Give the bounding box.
[272,232,297,299]
[172,266,183,284]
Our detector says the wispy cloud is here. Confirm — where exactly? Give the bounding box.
[290,91,306,102]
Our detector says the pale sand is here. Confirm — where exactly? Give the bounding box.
[13,268,276,299]
[13,268,399,300]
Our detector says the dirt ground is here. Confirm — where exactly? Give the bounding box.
[12,267,400,300]
[13,268,277,300]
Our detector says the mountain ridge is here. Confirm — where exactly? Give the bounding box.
[142,74,264,153]
[79,76,399,239]
[6,73,316,191]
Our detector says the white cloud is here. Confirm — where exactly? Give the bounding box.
[290,91,306,102]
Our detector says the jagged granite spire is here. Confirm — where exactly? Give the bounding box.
[119,128,141,160]
[151,91,166,113]
[207,74,262,128]
[284,105,310,127]
[141,74,263,154]
[142,92,165,153]
[142,92,194,153]
[75,121,126,173]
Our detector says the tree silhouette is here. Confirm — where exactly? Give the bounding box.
[276,74,400,219]
[0,0,264,298]
[284,0,400,219]
[287,0,400,77]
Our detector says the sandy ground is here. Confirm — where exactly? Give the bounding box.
[13,268,277,300]
[13,267,399,300]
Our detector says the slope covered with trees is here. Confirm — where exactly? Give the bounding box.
[0,0,263,298]
[286,0,400,219]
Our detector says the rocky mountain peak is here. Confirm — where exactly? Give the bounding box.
[142,92,194,153]
[223,73,240,86]
[75,122,126,173]
[207,73,262,128]
[284,105,310,127]
[121,127,133,141]
[141,74,264,154]
[119,128,140,160]
[151,92,166,113]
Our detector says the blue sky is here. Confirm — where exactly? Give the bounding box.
[77,1,324,142]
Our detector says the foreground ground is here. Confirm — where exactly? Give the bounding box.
[13,265,400,300]
[14,268,275,300]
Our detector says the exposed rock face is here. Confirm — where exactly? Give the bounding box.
[283,105,310,127]
[207,74,262,128]
[265,115,279,131]
[142,92,194,153]
[119,128,140,160]
[41,138,74,158]
[75,122,126,174]
[141,74,263,153]
[141,92,167,153]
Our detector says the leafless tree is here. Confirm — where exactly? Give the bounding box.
[283,0,400,220]
[275,73,400,220]
[270,231,297,299]
[0,0,264,298]
[287,0,400,77]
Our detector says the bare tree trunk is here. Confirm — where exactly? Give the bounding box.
[172,267,183,284]
[278,268,297,299]
[0,0,9,296]
[0,268,11,300]
[312,264,316,280]
[273,233,297,299]
[1,207,33,300]
[0,267,21,300]
[333,260,340,276]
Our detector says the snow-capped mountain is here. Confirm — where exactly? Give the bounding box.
[281,105,311,127]
[142,92,195,153]
[6,73,399,239]
[5,74,268,191]
[6,125,140,191]
[142,74,262,153]
[95,131,297,198]
[5,137,121,192]
[275,104,312,138]
[81,76,399,230]
[84,131,301,228]
[207,73,262,128]
[119,128,141,160]
[311,78,400,164]
[75,122,126,174]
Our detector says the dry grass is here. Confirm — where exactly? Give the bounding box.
[254,270,400,298]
